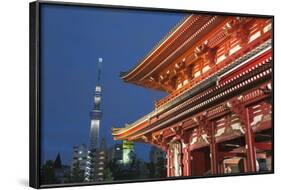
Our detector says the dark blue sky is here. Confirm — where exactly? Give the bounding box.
[40,4,186,165]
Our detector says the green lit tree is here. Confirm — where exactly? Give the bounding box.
[104,167,114,181]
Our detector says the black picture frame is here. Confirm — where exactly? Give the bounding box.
[30,1,274,188]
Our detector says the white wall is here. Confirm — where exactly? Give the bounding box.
[0,0,279,189]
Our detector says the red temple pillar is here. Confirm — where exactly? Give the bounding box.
[245,107,257,172]
[210,122,218,174]
[182,145,191,176]
[231,99,257,173]
[166,148,172,177]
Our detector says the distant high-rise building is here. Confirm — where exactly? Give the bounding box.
[149,146,165,164]
[85,58,103,182]
[149,146,166,178]
[94,137,108,181]
[109,143,123,164]
[71,144,87,174]
[122,140,134,164]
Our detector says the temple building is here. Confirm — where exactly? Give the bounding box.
[112,15,273,177]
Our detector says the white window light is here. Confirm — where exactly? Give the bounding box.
[94,96,101,103]
[96,86,101,92]
[91,120,100,127]
[183,79,188,85]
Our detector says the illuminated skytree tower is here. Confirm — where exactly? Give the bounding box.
[85,58,103,182]
[89,57,103,149]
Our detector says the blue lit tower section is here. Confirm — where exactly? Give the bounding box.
[85,58,103,182]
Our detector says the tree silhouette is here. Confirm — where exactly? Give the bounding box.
[104,167,114,181]
[41,160,56,184]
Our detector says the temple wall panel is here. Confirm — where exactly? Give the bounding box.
[248,100,272,132]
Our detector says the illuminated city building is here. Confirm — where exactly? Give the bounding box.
[109,143,123,164]
[122,140,135,165]
[94,138,108,181]
[71,144,88,174]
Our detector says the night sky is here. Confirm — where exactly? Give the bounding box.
[40,4,186,165]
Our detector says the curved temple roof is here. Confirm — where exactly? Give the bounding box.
[120,14,228,91]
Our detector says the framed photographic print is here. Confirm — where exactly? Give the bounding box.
[29,0,274,188]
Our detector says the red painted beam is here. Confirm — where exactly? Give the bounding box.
[218,152,246,161]
[255,141,272,151]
